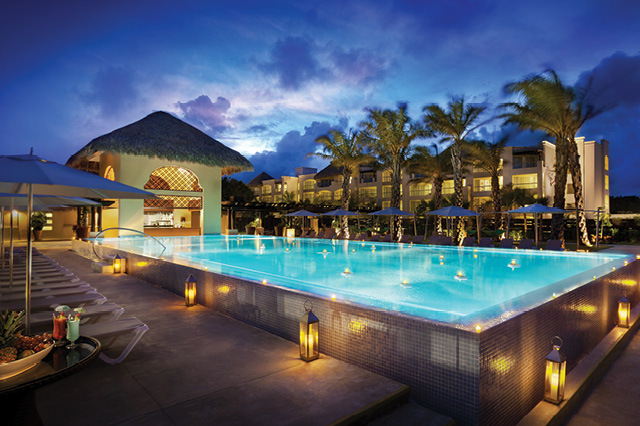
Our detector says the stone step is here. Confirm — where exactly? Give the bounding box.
[91,261,113,274]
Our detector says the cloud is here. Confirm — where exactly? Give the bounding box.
[234,117,349,181]
[81,67,139,117]
[175,95,232,134]
[261,36,328,90]
[330,46,390,85]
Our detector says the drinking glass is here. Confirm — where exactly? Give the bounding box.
[66,316,80,349]
[52,313,67,347]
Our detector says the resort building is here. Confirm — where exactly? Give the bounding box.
[66,111,252,237]
[249,138,610,216]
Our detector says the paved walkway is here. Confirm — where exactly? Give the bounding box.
[32,246,411,426]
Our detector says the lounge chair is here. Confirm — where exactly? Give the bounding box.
[381,234,393,243]
[518,239,535,249]
[80,317,149,364]
[412,235,424,244]
[316,231,325,239]
[440,236,453,246]
[355,233,367,241]
[306,230,316,238]
[369,235,381,242]
[323,230,337,239]
[299,230,309,238]
[546,239,565,251]
[461,237,476,247]
[499,238,514,249]
[398,235,412,244]
[427,235,442,245]
[0,280,92,295]
[478,237,493,247]
[348,233,358,240]
[0,291,107,312]
[0,284,95,302]
[30,302,125,329]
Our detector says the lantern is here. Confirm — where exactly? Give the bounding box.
[185,274,197,307]
[544,336,566,404]
[113,254,122,274]
[618,296,631,328]
[299,300,319,362]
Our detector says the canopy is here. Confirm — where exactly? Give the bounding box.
[507,204,566,214]
[427,206,479,217]
[0,153,157,334]
[285,209,319,217]
[368,207,414,217]
[323,209,359,216]
[0,193,101,208]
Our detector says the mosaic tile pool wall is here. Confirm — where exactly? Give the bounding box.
[74,241,640,426]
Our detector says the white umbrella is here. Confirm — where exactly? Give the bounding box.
[0,153,157,333]
[368,207,414,239]
[507,204,566,246]
[427,206,480,244]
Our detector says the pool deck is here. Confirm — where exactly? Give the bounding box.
[30,243,452,426]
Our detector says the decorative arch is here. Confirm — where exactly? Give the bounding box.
[144,166,203,192]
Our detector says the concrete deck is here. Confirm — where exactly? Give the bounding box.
[29,245,449,426]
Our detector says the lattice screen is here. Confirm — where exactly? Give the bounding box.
[144,166,203,192]
[144,196,202,210]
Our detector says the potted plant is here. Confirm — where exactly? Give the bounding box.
[31,211,47,241]
[76,206,90,239]
[245,218,259,235]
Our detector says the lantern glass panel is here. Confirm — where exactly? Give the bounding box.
[299,314,319,362]
[618,299,630,328]
[185,280,196,306]
[544,358,566,404]
[113,256,122,274]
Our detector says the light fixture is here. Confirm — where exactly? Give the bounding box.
[475,324,482,333]
[618,296,630,328]
[113,254,122,274]
[508,259,520,270]
[300,300,319,362]
[454,272,468,281]
[185,274,197,307]
[544,336,566,404]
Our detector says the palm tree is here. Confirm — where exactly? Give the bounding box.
[501,70,599,245]
[423,97,487,243]
[407,144,451,233]
[466,137,508,230]
[312,129,369,237]
[361,103,426,240]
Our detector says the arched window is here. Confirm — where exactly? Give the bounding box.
[104,166,115,181]
[144,166,203,192]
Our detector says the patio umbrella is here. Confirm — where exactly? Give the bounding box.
[0,194,101,285]
[507,204,566,246]
[368,207,414,239]
[323,209,360,236]
[285,209,319,230]
[427,206,480,244]
[0,153,157,333]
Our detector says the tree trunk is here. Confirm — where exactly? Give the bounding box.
[433,175,443,233]
[491,173,502,230]
[552,143,569,241]
[341,168,352,238]
[567,140,592,246]
[391,161,403,241]
[451,142,464,243]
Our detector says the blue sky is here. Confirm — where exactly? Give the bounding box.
[1,0,639,195]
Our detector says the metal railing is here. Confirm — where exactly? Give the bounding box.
[92,227,167,261]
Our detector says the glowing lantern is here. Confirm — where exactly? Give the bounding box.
[618,296,631,328]
[299,300,319,362]
[544,336,566,404]
[113,254,122,274]
[185,274,197,307]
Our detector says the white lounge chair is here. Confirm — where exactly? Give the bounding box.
[80,317,149,364]
[0,292,107,312]
[30,302,125,329]
[0,285,95,302]
[0,282,92,297]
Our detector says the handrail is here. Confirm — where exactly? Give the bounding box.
[92,227,167,260]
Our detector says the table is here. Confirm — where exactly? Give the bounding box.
[0,336,101,425]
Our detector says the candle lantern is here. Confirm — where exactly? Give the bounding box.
[299,300,319,362]
[185,274,197,307]
[618,296,631,328]
[113,254,123,274]
[544,336,566,404]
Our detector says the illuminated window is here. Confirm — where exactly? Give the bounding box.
[274,194,282,202]
[409,199,428,212]
[275,183,282,192]
[382,201,390,209]
[442,180,454,195]
[605,155,609,171]
[334,189,343,201]
[513,174,538,189]
[410,183,432,196]
[262,186,272,194]
[474,178,491,192]
[359,187,377,199]
[144,196,202,210]
[104,166,115,181]
[283,182,288,192]
[303,180,316,191]
[473,197,492,211]
[317,191,332,202]
[144,166,203,192]
[262,196,272,203]
[605,175,609,191]
[382,170,392,183]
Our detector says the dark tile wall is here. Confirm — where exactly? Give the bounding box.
[76,242,639,426]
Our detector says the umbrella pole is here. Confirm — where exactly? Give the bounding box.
[1,206,4,269]
[357,212,361,234]
[535,214,539,247]
[413,216,417,236]
[424,215,428,239]
[25,184,33,335]
[10,198,14,287]
[596,208,600,248]
[506,214,510,239]
[476,215,480,244]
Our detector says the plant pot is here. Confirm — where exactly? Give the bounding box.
[274,226,284,236]
[76,226,90,239]
[33,229,43,241]
[245,226,256,235]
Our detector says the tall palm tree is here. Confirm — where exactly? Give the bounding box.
[312,129,369,237]
[423,97,487,243]
[407,144,451,233]
[501,70,599,245]
[360,103,426,240]
[466,136,508,230]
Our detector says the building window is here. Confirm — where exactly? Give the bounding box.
[144,166,203,192]
[513,174,538,189]
[442,180,454,195]
[262,185,272,195]
[513,154,538,169]
[104,166,115,181]
[382,201,390,209]
[283,182,288,192]
[472,196,492,211]
[275,183,282,192]
[409,199,428,212]
[410,183,432,196]
[360,172,376,183]
[382,186,391,198]
[303,180,316,191]
[359,187,377,199]
[334,189,343,201]
[605,175,609,191]
[317,191,332,203]
[605,155,609,171]
[262,196,272,203]
[382,170,392,183]
[274,194,282,202]
[473,178,491,192]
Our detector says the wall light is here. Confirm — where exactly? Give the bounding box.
[618,296,630,328]
[544,336,566,404]
[113,254,122,274]
[299,300,319,362]
[185,274,197,307]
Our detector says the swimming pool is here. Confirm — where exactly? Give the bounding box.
[98,235,631,325]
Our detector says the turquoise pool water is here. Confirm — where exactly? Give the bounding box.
[98,235,632,324]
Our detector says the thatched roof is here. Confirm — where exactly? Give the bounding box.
[315,164,342,179]
[247,172,274,187]
[66,111,253,175]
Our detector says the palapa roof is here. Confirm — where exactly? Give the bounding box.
[247,172,274,187]
[66,111,253,175]
[314,164,343,179]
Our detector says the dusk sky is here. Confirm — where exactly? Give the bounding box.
[1,0,639,195]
